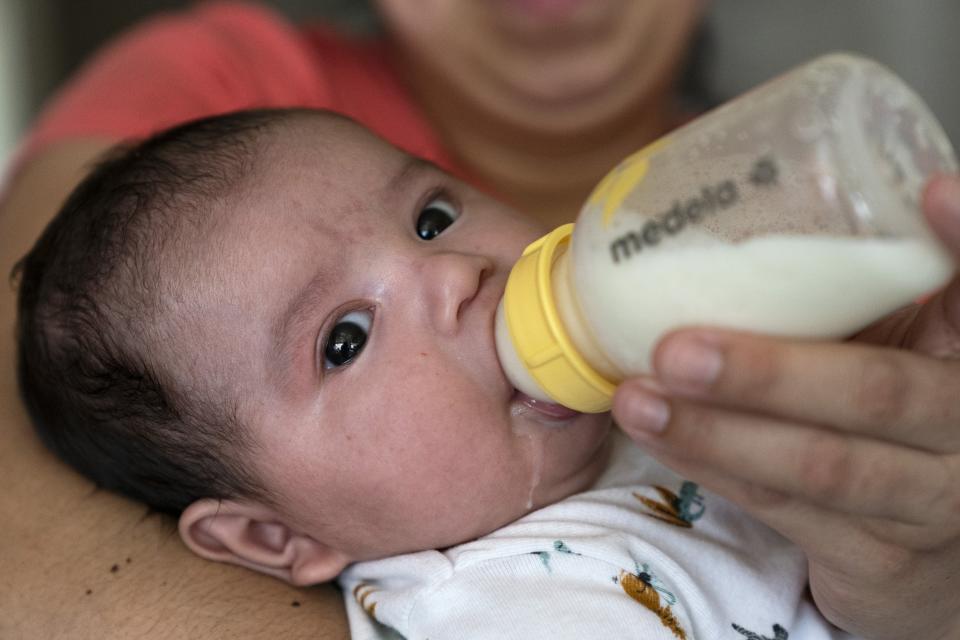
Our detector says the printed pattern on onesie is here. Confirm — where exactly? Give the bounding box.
[338,431,855,640]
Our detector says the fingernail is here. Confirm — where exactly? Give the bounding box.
[617,385,670,435]
[659,337,724,393]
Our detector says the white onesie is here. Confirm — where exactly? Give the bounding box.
[338,431,856,639]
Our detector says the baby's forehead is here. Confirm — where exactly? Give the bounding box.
[269,111,401,163]
[250,114,417,212]
[175,112,398,279]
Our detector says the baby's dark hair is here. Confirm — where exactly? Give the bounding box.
[13,109,301,516]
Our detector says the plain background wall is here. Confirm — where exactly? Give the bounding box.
[701,0,960,142]
[2,0,959,170]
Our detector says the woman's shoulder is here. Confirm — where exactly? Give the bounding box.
[23,1,331,159]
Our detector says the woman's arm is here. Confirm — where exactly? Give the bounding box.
[0,143,348,639]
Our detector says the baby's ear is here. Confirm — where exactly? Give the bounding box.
[178,498,351,586]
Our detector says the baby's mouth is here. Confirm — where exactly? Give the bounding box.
[510,389,581,422]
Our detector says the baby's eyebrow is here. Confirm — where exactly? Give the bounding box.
[271,270,329,384]
[384,155,435,195]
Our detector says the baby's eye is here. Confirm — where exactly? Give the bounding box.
[322,310,372,370]
[416,195,460,240]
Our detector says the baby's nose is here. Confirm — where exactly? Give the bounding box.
[423,253,494,336]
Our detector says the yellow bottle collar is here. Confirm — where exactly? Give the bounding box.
[501,223,616,413]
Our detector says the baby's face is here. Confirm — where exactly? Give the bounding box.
[177,114,611,562]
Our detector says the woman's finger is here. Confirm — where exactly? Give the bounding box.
[646,329,960,453]
[613,383,960,527]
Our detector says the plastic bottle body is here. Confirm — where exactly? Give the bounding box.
[496,53,957,412]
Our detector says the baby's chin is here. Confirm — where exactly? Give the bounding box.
[513,407,613,513]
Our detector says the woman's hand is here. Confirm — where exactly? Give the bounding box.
[612,174,960,640]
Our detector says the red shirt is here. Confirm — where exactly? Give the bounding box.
[26,1,458,173]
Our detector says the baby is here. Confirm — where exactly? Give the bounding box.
[15,109,853,639]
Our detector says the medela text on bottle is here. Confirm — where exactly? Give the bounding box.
[496,53,958,413]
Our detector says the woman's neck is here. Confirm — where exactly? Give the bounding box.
[397,56,679,229]
[445,107,674,229]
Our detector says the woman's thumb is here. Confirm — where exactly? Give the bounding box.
[923,173,960,259]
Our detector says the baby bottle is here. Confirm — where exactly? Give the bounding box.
[495,53,957,413]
